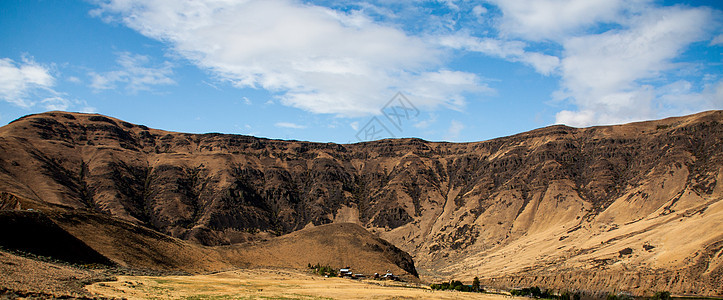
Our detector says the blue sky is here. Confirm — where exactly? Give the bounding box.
[1,0,721,143]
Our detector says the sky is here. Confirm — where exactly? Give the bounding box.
[0,0,721,144]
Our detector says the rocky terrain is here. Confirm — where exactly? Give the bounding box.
[0,110,722,296]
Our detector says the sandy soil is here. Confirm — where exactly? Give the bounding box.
[86,268,517,300]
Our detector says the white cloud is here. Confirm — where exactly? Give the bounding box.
[712,34,723,46]
[41,96,73,111]
[92,0,484,117]
[438,35,560,75]
[554,6,713,126]
[657,80,723,116]
[481,0,719,126]
[79,105,98,113]
[472,5,487,16]
[439,0,459,11]
[90,52,174,93]
[67,76,82,84]
[405,70,489,109]
[41,96,96,112]
[558,79,723,125]
[0,56,90,112]
[241,97,252,105]
[0,57,55,107]
[444,120,464,141]
[486,0,642,41]
[275,122,307,129]
[88,0,719,130]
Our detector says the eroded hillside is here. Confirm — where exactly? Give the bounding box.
[0,111,721,296]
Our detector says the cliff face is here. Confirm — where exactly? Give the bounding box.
[0,111,722,296]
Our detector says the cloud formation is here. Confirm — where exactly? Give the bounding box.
[553,5,716,126]
[451,0,721,127]
[487,0,637,41]
[0,57,55,107]
[90,0,721,128]
[479,0,720,126]
[438,34,560,75]
[275,122,307,129]
[444,120,464,141]
[90,52,174,93]
[92,0,485,117]
[712,34,723,45]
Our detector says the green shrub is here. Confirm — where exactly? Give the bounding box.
[559,290,581,300]
[510,286,549,298]
[651,291,671,300]
[308,263,336,277]
[429,278,478,293]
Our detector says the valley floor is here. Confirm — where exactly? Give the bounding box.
[86,268,515,300]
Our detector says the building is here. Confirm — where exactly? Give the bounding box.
[339,267,353,277]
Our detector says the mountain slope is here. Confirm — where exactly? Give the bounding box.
[0,111,721,296]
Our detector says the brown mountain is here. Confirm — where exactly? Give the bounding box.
[0,111,721,296]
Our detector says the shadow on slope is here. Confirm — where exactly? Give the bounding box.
[0,210,113,266]
[48,210,232,274]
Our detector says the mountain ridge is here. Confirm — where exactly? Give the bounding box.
[0,110,721,296]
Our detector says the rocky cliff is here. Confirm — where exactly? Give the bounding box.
[0,111,721,296]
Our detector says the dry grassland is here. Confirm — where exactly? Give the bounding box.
[86,268,516,300]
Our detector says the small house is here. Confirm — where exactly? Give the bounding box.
[339,267,353,277]
[382,271,399,281]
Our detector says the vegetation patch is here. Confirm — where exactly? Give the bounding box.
[510,286,549,298]
[429,277,482,292]
[181,295,237,300]
[308,263,337,277]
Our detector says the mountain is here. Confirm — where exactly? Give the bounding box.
[0,111,721,296]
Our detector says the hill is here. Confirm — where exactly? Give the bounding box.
[0,110,721,296]
[222,222,417,279]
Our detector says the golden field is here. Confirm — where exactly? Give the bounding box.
[87,268,514,300]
